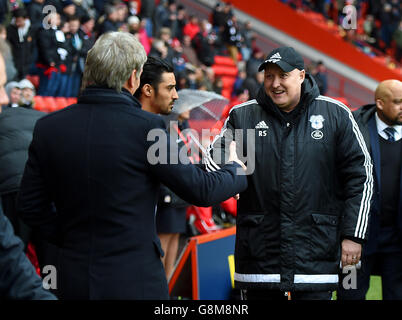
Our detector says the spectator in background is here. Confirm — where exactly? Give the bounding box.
[183,15,200,40]
[6,8,36,81]
[0,29,18,82]
[181,34,200,67]
[0,54,54,301]
[240,20,254,62]
[153,0,169,37]
[27,0,45,33]
[176,69,190,90]
[97,4,119,35]
[80,14,95,47]
[54,18,73,97]
[162,0,178,39]
[66,15,87,97]
[36,12,61,96]
[230,86,249,109]
[174,4,187,41]
[149,38,169,61]
[362,14,378,47]
[153,27,174,64]
[127,15,150,54]
[213,1,234,33]
[0,0,8,24]
[246,47,264,78]
[242,69,263,100]
[5,81,21,108]
[18,78,35,109]
[223,14,242,64]
[61,0,77,21]
[127,0,140,17]
[213,76,223,95]
[192,19,216,67]
[311,60,328,95]
[0,92,44,250]
[195,67,213,91]
[115,2,128,30]
[138,0,154,37]
[72,0,89,20]
[171,38,186,75]
[232,69,246,98]
[393,20,402,63]
[212,1,226,33]
[0,73,44,255]
[379,2,398,51]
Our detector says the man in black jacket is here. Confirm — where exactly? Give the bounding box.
[135,56,189,280]
[36,11,61,96]
[0,51,55,300]
[0,103,44,248]
[208,46,373,300]
[6,8,36,80]
[0,205,57,300]
[17,32,247,300]
[0,71,44,250]
[338,79,402,300]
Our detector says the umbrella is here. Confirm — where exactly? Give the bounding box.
[171,89,229,120]
[162,89,229,164]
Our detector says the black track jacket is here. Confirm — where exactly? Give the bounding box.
[208,74,373,291]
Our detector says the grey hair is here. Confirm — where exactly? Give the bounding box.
[81,31,147,92]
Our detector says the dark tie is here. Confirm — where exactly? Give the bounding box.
[383,127,396,142]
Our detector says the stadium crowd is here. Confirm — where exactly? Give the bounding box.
[281,0,402,68]
[0,0,280,109]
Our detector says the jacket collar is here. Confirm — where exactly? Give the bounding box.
[78,86,142,109]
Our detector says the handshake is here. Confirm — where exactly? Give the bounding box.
[228,141,247,200]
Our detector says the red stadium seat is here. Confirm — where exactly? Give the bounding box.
[214,55,236,67]
[42,96,58,113]
[33,96,47,112]
[66,97,78,105]
[212,65,238,78]
[55,97,69,110]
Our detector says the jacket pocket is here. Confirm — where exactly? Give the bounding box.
[309,213,339,261]
[236,213,266,260]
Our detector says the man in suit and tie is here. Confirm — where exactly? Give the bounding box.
[17,32,247,300]
[338,79,402,300]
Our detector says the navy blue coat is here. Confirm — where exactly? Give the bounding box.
[0,206,56,300]
[17,87,247,299]
[353,104,402,255]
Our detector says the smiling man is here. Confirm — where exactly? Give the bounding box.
[209,46,373,300]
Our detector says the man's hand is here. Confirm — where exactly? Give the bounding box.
[228,141,247,172]
[341,239,362,267]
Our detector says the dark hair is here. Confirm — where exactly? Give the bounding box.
[134,56,174,99]
[67,15,80,23]
[13,8,28,19]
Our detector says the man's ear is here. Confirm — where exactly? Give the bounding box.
[299,69,306,83]
[130,69,138,89]
[142,84,153,97]
[376,98,384,111]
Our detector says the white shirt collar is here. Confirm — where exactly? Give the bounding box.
[375,112,402,141]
